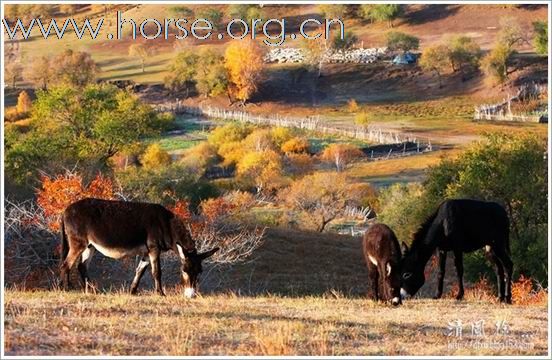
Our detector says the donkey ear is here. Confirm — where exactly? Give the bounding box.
[199,247,220,260]
[401,241,409,256]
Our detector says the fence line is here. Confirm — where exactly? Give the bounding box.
[474,82,547,123]
[155,101,433,152]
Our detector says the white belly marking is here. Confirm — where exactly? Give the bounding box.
[89,240,145,259]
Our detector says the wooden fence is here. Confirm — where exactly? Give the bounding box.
[474,82,547,123]
[155,101,433,152]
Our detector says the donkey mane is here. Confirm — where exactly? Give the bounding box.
[410,208,439,250]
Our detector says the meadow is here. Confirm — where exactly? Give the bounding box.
[4,290,547,356]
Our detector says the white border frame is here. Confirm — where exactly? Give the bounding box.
[1,1,550,359]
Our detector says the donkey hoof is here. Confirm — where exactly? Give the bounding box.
[455,294,464,301]
[433,294,442,300]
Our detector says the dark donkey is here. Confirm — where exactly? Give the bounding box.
[60,198,219,297]
[400,199,513,303]
[363,223,402,306]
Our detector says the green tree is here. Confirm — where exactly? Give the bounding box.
[482,42,513,83]
[194,48,228,97]
[196,8,224,30]
[167,6,194,18]
[6,84,170,184]
[419,44,450,88]
[386,31,419,53]
[363,4,403,27]
[318,4,346,19]
[164,50,199,95]
[533,20,548,55]
[447,35,482,74]
[332,30,358,51]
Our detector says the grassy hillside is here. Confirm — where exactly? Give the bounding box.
[4,290,547,356]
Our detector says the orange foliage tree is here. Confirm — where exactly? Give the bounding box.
[36,171,114,231]
[224,40,264,104]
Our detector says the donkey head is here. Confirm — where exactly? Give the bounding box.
[171,217,219,298]
[384,261,402,306]
[400,242,425,299]
[177,247,219,298]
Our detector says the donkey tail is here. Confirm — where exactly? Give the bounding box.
[59,217,69,267]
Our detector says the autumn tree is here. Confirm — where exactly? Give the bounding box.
[321,143,364,172]
[129,43,155,73]
[280,172,352,232]
[386,31,419,53]
[419,44,450,88]
[498,16,526,49]
[299,34,327,77]
[5,63,22,89]
[224,40,264,104]
[180,142,219,176]
[141,144,172,170]
[237,150,286,193]
[59,4,78,15]
[52,49,98,87]
[281,137,310,154]
[26,56,52,89]
[16,90,32,114]
[36,171,114,231]
[354,112,371,130]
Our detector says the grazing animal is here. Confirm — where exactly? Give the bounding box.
[400,199,513,303]
[363,223,402,306]
[59,198,219,297]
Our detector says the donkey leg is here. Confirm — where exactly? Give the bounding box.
[485,249,506,301]
[453,251,464,300]
[130,257,150,295]
[149,251,165,296]
[60,242,86,291]
[367,263,379,301]
[495,249,513,304]
[77,246,95,292]
[434,250,447,299]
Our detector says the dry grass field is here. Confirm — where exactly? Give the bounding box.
[4,290,548,356]
[3,228,549,356]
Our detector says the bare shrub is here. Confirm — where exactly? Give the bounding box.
[4,200,59,288]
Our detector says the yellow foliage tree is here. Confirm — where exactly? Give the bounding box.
[279,172,351,232]
[16,90,32,114]
[281,137,310,154]
[237,150,285,193]
[141,144,171,170]
[224,40,264,104]
[321,144,364,172]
